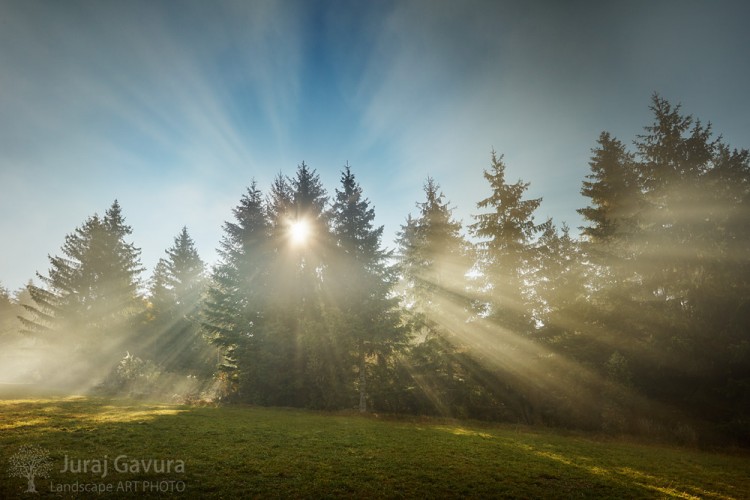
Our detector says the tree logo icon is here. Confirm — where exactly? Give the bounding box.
[7,445,53,493]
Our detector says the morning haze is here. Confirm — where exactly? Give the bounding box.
[1,1,749,498]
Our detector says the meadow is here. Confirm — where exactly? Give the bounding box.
[1,397,748,498]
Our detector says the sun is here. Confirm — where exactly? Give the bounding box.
[290,219,310,245]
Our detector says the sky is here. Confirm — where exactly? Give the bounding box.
[1,0,749,293]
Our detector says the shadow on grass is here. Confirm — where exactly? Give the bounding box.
[0,398,747,499]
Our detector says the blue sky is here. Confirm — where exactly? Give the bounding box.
[1,0,749,293]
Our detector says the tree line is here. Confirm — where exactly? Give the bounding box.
[2,95,748,444]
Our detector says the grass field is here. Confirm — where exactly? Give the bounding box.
[0,398,748,498]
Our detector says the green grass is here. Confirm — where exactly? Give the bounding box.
[0,398,748,498]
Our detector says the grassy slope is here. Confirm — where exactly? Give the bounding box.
[0,398,748,499]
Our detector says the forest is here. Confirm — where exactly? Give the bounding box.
[2,95,749,446]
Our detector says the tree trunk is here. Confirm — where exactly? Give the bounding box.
[26,476,37,493]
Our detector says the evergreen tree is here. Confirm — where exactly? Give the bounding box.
[20,200,143,386]
[202,181,271,401]
[206,165,339,408]
[578,132,640,246]
[470,151,549,336]
[633,96,720,325]
[267,172,294,233]
[146,227,210,376]
[578,95,750,436]
[398,177,470,323]
[533,223,589,344]
[289,161,331,279]
[575,132,644,370]
[148,259,171,321]
[291,161,328,222]
[629,95,750,418]
[329,165,406,412]
[459,152,553,422]
[282,162,337,407]
[396,178,479,417]
[101,201,143,312]
[266,164,329,306]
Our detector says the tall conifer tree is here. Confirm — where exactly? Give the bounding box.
[398,178,469,325]
[578,132,640,248]
[470,151,548,336]
[147,227,209,375]
[396,178,478,417]
[20,200,143,386]
[329,165,405,412]
[202,181,271,400]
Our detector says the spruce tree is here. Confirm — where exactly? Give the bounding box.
[630,95,750,416]
[267,172,293,233]
[470,151,549,336]
[578,95,750,432]
[146,227,210,376]
[578,132,640,247]
[532,223,591,350]
[633,95,720,322]
[283,162,337,407]
[576,131,644,369]
[398,177,470,322]
[20,200,143,386]
[289,161,331,280]
[396,178,476,417]
[202,181,271,401]
[266,164,329,306]
[329,165,405,412]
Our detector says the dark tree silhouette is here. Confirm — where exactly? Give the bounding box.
[578,94,750,438]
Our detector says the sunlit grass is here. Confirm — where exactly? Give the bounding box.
[0,398,748,498]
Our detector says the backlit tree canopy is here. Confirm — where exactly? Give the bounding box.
[9,96,750,444]
[20,201,143,388]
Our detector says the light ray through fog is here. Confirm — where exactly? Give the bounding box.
[398,268,684,424]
